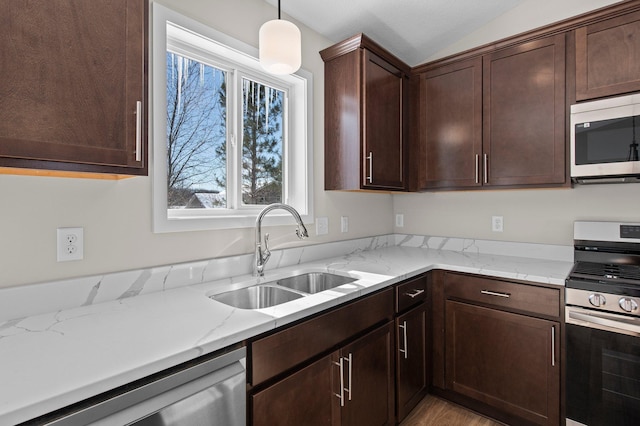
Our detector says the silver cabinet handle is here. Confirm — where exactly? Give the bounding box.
[483,153,488,184]
[345,353,353,401]
[398,321,408,359]
[480,290,510,298]
[475,154,480,184]
[551,325,556,367]
[404,289,424,299]
[366,152,373,183]
[135,101,142,162]
[333,358,345,406]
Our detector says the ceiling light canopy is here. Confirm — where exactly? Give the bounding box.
[259,0,301,75]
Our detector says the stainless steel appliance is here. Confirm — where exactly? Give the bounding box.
[35,347,246,426]
[570,94,640,183]
[566,222,640,426]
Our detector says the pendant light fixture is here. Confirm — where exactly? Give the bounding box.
[259,0,301,75]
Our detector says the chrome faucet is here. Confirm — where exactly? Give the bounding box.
[254,203,309,277]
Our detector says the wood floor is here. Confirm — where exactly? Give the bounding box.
[400,395,504,426]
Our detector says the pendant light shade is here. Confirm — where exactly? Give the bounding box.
[259,1,301,75]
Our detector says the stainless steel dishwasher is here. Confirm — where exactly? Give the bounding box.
[43,347,246,426]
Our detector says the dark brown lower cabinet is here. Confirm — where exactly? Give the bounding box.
[340,323,395,426]
[251,322,395,426]
[252,354,334,426]
[396,303,427,422]
[445,300,560,426]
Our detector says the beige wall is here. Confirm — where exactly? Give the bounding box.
[0,0,634,289]
[394,185,640,246]
[395,0,638,246]
[0,0,392,289]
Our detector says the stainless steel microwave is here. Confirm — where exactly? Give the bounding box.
[570,93,640,183]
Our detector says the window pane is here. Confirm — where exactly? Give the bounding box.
[166,52,227,209]
[241,79,284,205]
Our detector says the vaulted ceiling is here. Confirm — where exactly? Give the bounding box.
[266,0,526,66]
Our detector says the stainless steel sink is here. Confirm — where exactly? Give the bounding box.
[210,285,303,309]
[276,272,355,294]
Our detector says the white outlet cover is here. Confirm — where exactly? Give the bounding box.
[57,227,84,262]
[395,214,404,227]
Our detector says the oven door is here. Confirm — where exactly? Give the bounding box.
[566,306,640,426]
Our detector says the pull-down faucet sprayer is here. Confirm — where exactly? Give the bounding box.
[254,203,309,277]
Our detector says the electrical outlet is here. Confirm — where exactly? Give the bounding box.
[316,217,329,236]
[492,216,504,232]
[395,214,404,227]
[57,227,84,261]
[341,216,349,233]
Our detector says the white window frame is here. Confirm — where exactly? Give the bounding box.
[151,3,313,232]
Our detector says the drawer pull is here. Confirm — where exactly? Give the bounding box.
[480,289,510,298]
[404,289,425,299]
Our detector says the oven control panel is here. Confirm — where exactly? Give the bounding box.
[621,224,640,239]
[567,287,640,318]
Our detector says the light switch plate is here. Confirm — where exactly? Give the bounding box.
[316,217,329,236]
[341,216,348,233]
[492,216,504,232]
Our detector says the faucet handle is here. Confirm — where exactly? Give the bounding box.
[296,224,309,239]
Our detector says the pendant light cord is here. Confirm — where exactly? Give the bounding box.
[278,0,281,19]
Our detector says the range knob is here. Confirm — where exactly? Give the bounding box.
[618,297,639,313]
[589,293,606,307]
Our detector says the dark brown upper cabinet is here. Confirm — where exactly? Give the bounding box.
[576,9,640,101]
[321,34,409,191]
[416,58,483,190]
[483,34,566,187]
[415,35,566,190]
[0,0,148,177]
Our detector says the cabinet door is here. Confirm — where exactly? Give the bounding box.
[251,354,334,426]
[418,58,483,189]
[340,322,395,426]
[445,301,560,426]
[576,10,640,100]
[483,34,566,186]
[0,0,147,175]
[396,304,427,422]
[362,50,405,190]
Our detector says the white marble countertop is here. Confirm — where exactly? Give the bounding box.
[0,237,574,425]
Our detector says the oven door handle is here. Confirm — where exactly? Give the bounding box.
[567,307,640,337]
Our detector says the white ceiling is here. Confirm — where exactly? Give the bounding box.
[266,0,526,66]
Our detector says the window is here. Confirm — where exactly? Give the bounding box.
[151,4,313,232]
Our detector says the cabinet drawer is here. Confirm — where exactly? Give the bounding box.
[444,273,560,318]
[396,275,427,313]
[251,288,393,386]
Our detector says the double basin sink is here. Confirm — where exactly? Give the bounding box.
[210,272,356,309]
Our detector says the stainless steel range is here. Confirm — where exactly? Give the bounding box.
[565,221,640,426]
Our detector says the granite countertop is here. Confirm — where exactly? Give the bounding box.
[0,236,574,425]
